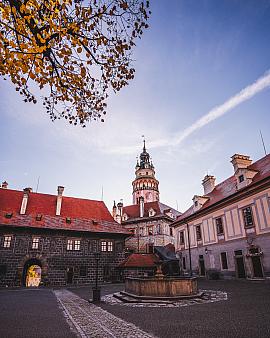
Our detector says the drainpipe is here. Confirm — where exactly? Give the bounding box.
[186,222,192,277]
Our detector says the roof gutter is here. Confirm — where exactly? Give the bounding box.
[173,176,270,227]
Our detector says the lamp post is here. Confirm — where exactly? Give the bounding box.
[92,252,101,302]
[186,222,192,277]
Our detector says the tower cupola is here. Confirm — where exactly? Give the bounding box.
[132,141,159,204]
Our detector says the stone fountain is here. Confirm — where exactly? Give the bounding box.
[114,262,203,303]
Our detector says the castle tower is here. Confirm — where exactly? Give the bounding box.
[132,140,160,204]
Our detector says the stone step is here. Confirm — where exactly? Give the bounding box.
[119,290,204,301]
[113,292,173,304]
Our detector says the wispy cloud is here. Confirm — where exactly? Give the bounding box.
[110,70,270,154]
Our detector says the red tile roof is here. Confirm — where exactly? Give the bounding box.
[122,201,181,220]
[0,188,130,235]
[118,253,159,268]
[176,154,270,222]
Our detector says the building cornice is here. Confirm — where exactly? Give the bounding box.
[122,214,174,225]
[173,176,270,227]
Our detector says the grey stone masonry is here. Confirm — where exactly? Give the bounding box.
[0,227,126,287]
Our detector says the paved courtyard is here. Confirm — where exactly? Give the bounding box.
[0,279,270,338]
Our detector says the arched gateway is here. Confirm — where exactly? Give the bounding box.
[23,259,42,287]
[18,255,48,287]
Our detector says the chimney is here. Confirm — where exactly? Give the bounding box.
[202,175,216,195]
[20,187,32,215]
[1,181,8,189]
[139,196,144,217]
[56,186,64,216]
[231,154,252,173]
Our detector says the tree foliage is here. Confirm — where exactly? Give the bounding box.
[0,0,150,126]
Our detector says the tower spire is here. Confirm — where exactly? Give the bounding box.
[132,141,159,204]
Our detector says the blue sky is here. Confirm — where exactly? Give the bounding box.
[1,0,270,212]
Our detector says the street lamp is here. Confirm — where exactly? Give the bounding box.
[92,252,101,302]
[176,251,183,276]
[186,223,192,277]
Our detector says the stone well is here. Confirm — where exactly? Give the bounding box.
[125,276,199,299]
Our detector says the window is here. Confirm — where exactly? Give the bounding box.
[139,227,144,236]
[101,241,113,252]
[66,217,72,224]
[169,227,173,236]
[194,201,198,207]
[179,231,185,245]
[234,250,242,256]
[67,239,81,251]
[79,266,87,277]
[0,265,7,276]
[215,217,224,235]
[148,227,153,236]
[36,214,42,221]
[196,225,202,241]
[32,237,39,249]
[129,228,135,235]
[107,241,113,252]
[220,252,228,269]
[67,239,73,251]
[3,235,12,248]
[5,213,13,219]
[239,174,244,183]
[243,207,254,227]
[74,240,81,251]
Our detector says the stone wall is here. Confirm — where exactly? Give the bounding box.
[0,228,126,287]
[180,233,270,279]
[124,219,175,252]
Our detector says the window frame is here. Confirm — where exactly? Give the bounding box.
[74,240,81,251]
[101,240,114,252]
[242,206,254,228]
[67,239,73,251]
[215,217,224,235]
[196,225,202,241]
[220,252,228,270]
[179,231,185,245]
[32,237,40,250]
[238,174,244,183]
[3,235,12,248]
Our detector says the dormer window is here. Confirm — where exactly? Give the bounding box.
[239,175,244,183]
[193,195,209,211]
[36,214,42,221]
[149,208,156,217]
[122,213,128,221]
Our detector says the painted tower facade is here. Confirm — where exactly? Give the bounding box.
[132,141,159,204]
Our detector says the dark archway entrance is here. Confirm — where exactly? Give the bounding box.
[199,255,206,276]
[251,256,263,278]
[234,250,246,278]
[22,259,42,287]
[249,246,264,278]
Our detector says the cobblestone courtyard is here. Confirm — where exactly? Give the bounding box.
[0,279,270,338]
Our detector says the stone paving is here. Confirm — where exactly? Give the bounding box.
[102,289,228,308]
[54,289,156,338]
